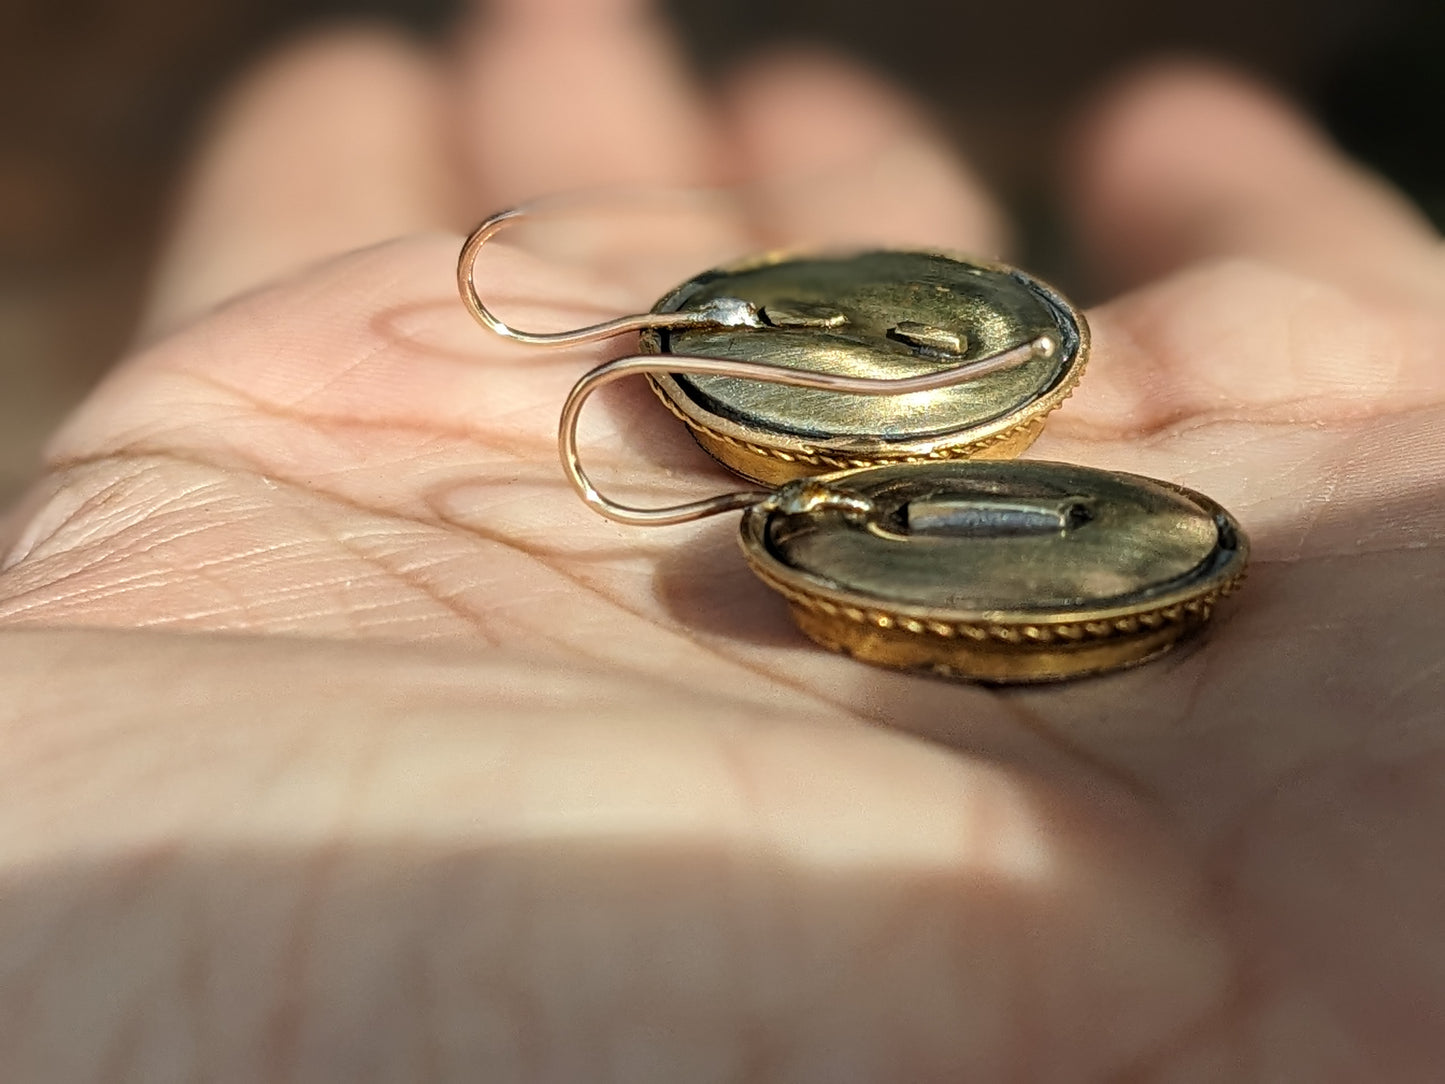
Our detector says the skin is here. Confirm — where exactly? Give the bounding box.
[1,0,1442,1079]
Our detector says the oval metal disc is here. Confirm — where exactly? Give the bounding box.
[739,460,1248,683]
[642,251,1088,486]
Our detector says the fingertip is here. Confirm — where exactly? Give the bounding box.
[455,0,719,206]
[722,48,1009,255]
[723,47,933,170]
[1067,60,1434,289]
[1074,62,1307,201]
[196,24,456,188]
[232,23,439,99]
[478,0,652,23]
[1069,62,1297,275]
[146,24,463,336]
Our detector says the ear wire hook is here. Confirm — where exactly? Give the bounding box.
[560,335,1059,526]
[458,205,766,346]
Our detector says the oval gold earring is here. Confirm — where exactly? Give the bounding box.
[550,348,1246,684]
[459,204,1088,485]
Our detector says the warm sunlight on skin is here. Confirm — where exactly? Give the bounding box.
[0,0,1442,1079]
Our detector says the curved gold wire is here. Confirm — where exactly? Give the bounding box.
[458,205,765,346]
[560,335,1058,526]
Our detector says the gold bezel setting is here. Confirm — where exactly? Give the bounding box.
[641,250,1090,486]
[737,466,1249,684]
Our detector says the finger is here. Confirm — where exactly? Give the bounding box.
[455,0,722,208]
[723,50,1010,255]
[1070,63,1441,293]
[144,27,464,337]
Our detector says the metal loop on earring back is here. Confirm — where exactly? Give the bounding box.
[458,204,767,347]
[559,335,1058,527]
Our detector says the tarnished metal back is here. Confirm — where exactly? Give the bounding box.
[644,250,1088,484]
[740,460,1248,683]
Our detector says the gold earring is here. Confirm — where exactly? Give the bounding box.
[551,349,1247,684]
[459,205,1087,485]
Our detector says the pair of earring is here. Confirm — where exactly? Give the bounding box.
[458,205,1247,683]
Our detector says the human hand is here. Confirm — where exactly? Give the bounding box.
[1,0,1442,1078]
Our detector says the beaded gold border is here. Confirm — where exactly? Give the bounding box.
[745,561,1249,647]
[646,375,1062,472]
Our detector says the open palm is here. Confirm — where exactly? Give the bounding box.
[2,1,1442,1079]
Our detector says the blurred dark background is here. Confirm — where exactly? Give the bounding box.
[2,0,1441,502]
